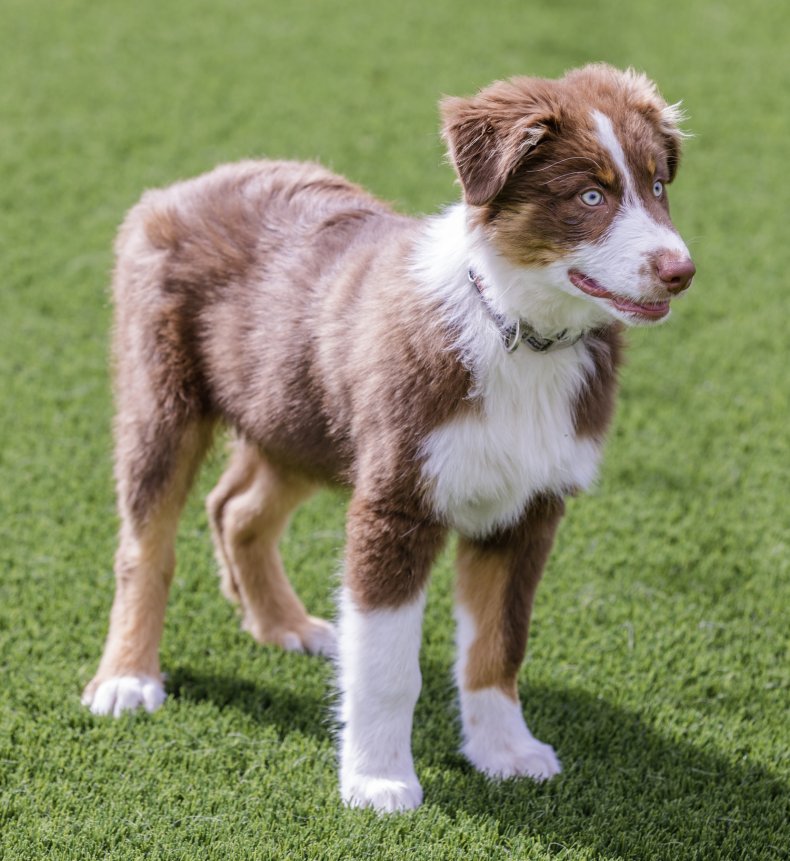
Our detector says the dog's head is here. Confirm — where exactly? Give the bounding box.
[441,64,695,326]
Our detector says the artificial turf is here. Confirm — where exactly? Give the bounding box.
[1,0,788,858]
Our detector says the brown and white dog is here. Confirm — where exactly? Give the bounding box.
[82,64,695,812]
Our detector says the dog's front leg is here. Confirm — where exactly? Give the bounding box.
[454,494,565,782]
[337,492,445,812]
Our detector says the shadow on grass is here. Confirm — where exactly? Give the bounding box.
[166,661,788,860]
[167,664,334,740]
[418,664,790,860]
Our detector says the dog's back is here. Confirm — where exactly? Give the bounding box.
[111,160,443,487]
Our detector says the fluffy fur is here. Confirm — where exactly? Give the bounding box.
[83,63,695,812]
[338,588,426,811]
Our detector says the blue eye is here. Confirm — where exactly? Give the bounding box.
[653,180,664,197]
[580,189,604,206]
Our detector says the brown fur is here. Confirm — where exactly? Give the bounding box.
[206,441,332,648]
[87,159,475,689]
[85,65,687,748]
[84,420,212,699]
[456,495,565,699]
[442,64,681,267]
[574,327,624,440]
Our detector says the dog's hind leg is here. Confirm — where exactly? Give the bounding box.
[83,415,213,716]
[206,441,335,656]
[82,192,223,716]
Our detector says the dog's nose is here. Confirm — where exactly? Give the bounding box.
[655,254,696,295]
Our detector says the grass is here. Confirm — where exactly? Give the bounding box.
[1,0,789,858]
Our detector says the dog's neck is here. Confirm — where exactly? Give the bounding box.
[467,267,583,353]
[411,204,612,359]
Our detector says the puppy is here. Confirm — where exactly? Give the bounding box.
[82,63,695,812]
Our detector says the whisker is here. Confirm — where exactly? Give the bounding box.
[523,156,604,174]
[542,171,594,186]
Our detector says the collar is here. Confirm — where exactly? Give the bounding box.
[468,268,584,354]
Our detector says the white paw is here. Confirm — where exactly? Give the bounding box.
[458,686,562,782]
[281,616,337,658]
[341,772,423,812]
[464,734,562,781]
[82,675,166,717]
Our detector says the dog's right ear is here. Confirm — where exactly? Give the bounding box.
[440,79,559,207]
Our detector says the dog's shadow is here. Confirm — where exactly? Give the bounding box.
[168,659,788,858]
[167,662,334,739]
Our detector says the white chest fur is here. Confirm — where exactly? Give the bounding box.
[420,344,601,537]
[411,204,609,538]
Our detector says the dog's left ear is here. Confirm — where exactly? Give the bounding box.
[656,103,687,182]
[441,78,559,206]
[621,68,687,182]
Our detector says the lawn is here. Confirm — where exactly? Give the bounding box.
[1,0,788,858]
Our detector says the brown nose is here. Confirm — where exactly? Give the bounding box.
[655,254,696,295]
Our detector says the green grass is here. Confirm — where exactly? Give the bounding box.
[1,0,789,858]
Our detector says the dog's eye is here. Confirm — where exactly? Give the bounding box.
[653,180,664,198]
[580,189,604,207]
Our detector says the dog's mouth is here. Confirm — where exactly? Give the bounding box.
[568,270,670,321]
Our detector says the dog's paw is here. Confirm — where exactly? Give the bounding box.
[254,615,337,657]
[463,734,562,782]
[82,674,166,717]
[287,615,338,657]
[341,771,423,813]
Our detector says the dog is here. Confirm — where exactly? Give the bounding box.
[82,63,695,812]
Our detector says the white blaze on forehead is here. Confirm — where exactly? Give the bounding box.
[586,108,692,293]
[591,109,636,199]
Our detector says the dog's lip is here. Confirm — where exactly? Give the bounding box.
[568,269,670,320]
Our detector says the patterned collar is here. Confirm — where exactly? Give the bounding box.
[468,268,584,354]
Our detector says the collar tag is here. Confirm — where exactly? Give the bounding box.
[468,267,584,355]
[503,320,521,353]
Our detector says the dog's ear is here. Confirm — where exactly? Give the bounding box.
[656,102,687,182]
[614,67,688,182]
[440,79,559,206]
